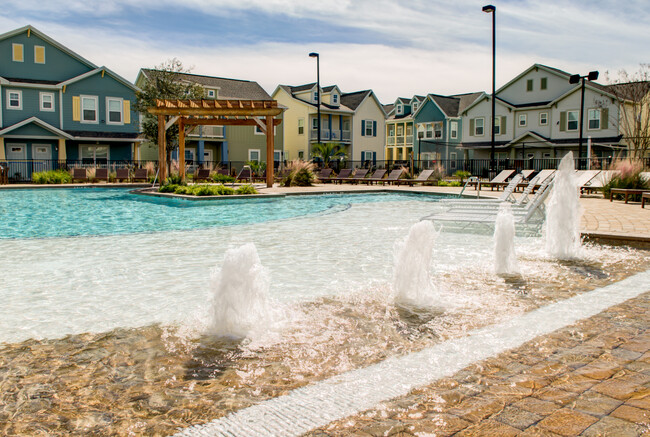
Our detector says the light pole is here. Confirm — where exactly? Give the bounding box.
[569,71,599,170]
[483,4,496,174]
[309,52,321,148]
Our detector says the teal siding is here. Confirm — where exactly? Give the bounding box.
[2,87,60,128]
[0,31,92,82]
[62,73,138,134]
[414,99,446,156]
[5,123,59,137]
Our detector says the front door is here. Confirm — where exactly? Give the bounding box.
[6,144,27,181]
[203,149,213,165]
[32,144,52,172]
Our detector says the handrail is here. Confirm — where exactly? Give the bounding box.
[459,176,480,198]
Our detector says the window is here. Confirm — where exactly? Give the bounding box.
[81,96,98,123]
[362,151,374,161]
[526,79,533,91]
[274,150,282,162]
[434,122,442,138]
[298,150,305,159]
[543,153,551,159]
[588,109,601,130]
[106,97,123,124]
[413,102,419,112]
[426,124,433,138]
[40,92,55,111]
[80,145,109,164]
[388,125,395,136]
[332,94,338,104]
[518,114,527,127]
[12,43,23,62]
[365,120,374,136]
[254,124,276,135]
[539,112,548,125]
[396,104,403,115]
[567,110,579,131]
[7,90,22,110]
[541,77,547,90]
[34,45,45,64]
[248,149,261,162]
[396,125,403,136]
[450,121,458,139]
[312,118,318,129]
[475,117,484,136]
[450,152,457,169]
[207,89,215,98]
[417,124,425,138]
[313,91,319,103]
[493,118,500,135]
[298,118,304,135]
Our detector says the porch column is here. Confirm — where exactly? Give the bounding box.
[0,137,5,161]
[198,126,205,165]
[158,115,166,182]
[57,139,67,161]
[221,141,228,163]
[266,115,274,188]
[133,141,139,161]
[178,117,186,182]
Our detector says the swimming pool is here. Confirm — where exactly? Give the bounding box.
[0,188,439,239]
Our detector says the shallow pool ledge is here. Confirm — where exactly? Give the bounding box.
[175,269,650,437]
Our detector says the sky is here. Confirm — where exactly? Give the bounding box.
[1,0,648,103]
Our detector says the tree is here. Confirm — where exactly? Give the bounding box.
[606,65,650,160]
[133,58,205,173]
[310,143,347,168]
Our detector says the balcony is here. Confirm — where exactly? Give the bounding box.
[311,129,351,142]
[387,136,395,146]
[406,135,413,145]
[188,126,225,138]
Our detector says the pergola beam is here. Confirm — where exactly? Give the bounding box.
[181,118,281,126]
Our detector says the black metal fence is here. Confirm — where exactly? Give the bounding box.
[2,157,649,184]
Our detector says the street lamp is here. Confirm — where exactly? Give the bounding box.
[483,4,496,174]
[569,70,598,170]
[309,52,321,147]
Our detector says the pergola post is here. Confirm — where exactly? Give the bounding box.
[266,115,274,188]
[157,114,166,182]
[178,117,186,182]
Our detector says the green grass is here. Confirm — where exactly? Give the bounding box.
[32,170,73,184]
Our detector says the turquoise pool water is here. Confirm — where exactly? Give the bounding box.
[0,188,441,239]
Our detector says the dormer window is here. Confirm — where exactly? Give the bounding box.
[413,102,419,111]
[397,104,403,115]
[332,94,338,104]
[207,89,215,98]
[313,91,319,103]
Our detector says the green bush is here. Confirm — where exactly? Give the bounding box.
[437,180,462,187]
[159,184,179,193]
[236,184,258,195]
[453,170,471,184]
[292,168,315,186]
[165,174,185,185]
[603,161,649,200]
[32,170,73,184]
[212,173,235,183]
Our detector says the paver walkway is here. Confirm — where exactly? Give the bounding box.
[304,292,650,436]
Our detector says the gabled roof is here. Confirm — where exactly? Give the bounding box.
[273,84,354,113]
[138,69,271,99]
[428,94,460,117]
[395,97,411,105]
[508,131,554,147]
[323,85,339,93]
[496,63,572,95]
[453,92,484,114]
[288,82,317,93]
[62,67,139,91]
[340,90,371,110]
[0,117,73,139]
[0,25,97,71]
[383,104,395,115]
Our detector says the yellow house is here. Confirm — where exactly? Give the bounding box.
[272,83,386,162]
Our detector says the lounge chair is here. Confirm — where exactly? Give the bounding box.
[315,168,334,182]
[194,168,211,182]
[575,170,601,194]
[115,168,129,182]
[253,170,267,183]
[478,169,516,191]
[521,169,536,181]
[95,168,109,182]
[331,168,352,184]
[72,168,87,183]
[395,169,435,186]
[383,169,405,185]
[440,174,524,207]
[217,168,230,176]
[642,192,649,208]
[363,169,387,185]
[341,168,369,184]
[132,168,149,182]
[531,169,556,192]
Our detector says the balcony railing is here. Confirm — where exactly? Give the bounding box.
[405,135,414,145]
[387,137,395,145]
[310,129,351,142]
[188,126,225,138]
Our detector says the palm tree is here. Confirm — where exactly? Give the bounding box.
[311,143,347,168]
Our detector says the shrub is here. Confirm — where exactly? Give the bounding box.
[165,174,185,185]
[174,185,193,195]
[212,173,235,183]
[454,170,471,184]
[603,160,649,200]
[32,169,73,184]
[431,164,446,181]
[159,184,179,193]
[283,160,316,187]
[236,184,258,195]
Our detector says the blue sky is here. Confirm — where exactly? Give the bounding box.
[1,0,648,102]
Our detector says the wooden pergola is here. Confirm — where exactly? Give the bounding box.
[147,99,284,187]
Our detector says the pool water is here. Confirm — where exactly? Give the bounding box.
[0,188,439,239]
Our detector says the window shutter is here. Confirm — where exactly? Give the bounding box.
[373,121,377,136]
[601,108,608,129]
[72,96,81,121]
[559,112,566,132]
[501,116,506,135]
[372,152,376,166]
[361,120,366,136]
[469,119,475,136]
[123,100,131,124]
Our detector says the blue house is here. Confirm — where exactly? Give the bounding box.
[0,25,139,180]
[413,92,482,173]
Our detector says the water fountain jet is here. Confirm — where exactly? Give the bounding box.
[494,203,520,275]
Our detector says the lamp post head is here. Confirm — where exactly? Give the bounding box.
[309,52,319,58]
[482,4,495,13]
[569,74,581,84]
[587,71,599,81]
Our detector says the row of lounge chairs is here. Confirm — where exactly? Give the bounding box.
[71,168,149,183]
[315,168,437,185]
